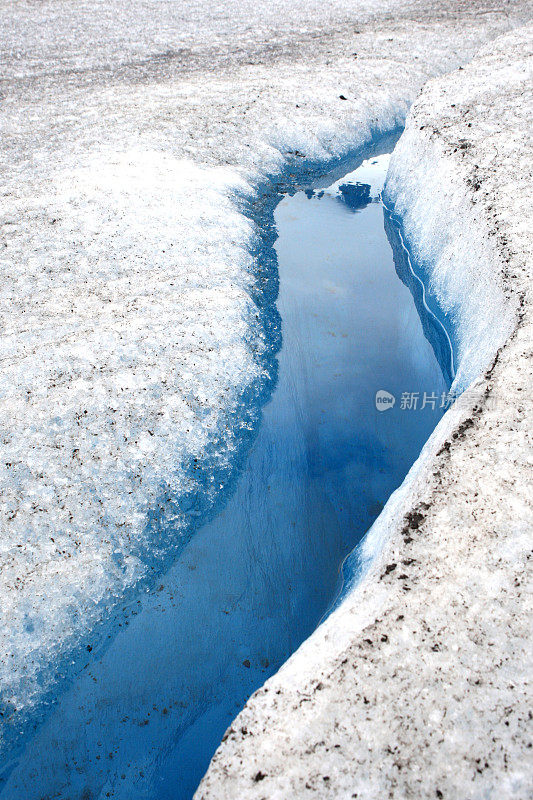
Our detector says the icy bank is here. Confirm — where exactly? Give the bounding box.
[0,0,531,769]
[384,115,516,393]
[198,25,533,800]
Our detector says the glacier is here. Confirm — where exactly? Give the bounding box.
[0,0,531,796]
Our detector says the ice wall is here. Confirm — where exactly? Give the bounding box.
[384,108,516,393]
[0,154,273,724]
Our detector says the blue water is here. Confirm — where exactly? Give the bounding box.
[0,148,453,800]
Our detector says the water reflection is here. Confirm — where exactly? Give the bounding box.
[337,181,371,211]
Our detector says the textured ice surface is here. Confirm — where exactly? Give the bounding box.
[0,154,268,716]
[0,0,531,763]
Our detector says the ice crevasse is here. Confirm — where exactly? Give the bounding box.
[0,36,522,756]
[0,81,412,740]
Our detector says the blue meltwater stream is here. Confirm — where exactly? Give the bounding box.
[1,150,454,799]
